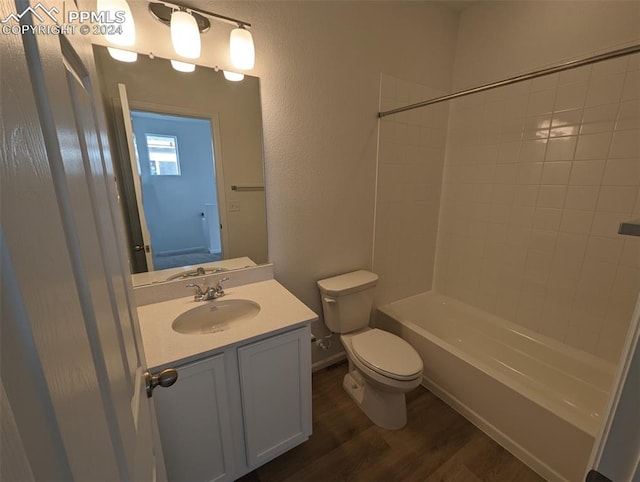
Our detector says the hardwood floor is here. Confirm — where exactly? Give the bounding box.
[238,362,545,482]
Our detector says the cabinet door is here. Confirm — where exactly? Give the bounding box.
[238,326,312,468]
[153,355,234,482]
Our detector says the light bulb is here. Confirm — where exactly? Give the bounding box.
[229,27,255,70]
[107,47,137,62]
[171,60,196,72]
[97,0,135,47]
[170,10,201,59]
[223,71,244,82]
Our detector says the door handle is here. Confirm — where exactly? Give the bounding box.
[134,244,151,253]
[145,368,178,398]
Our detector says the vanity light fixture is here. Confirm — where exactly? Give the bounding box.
[171,59,196,72]
[170,9,201,59]
[97,0,137,61]
[107,47,138,62]
[229,25,255,70]
[223,70,244,82]
[148,1,255,78]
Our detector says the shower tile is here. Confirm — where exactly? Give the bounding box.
[531,73,559,92]
[513,185,539,207]
[596,186,638,212]
[504,97,528,121]
[529,229,557,252]
[541,161,572,184]
[565,186,599,211]
[555,233,589,260]
[585,236,624,265]
[591,56,629,77]
[621,69,640,101]
[585,73,625,107]
[517,162,544,185]
[591,211,629,237]
[617,98,640,122]
[574,132,613,160]
[527,89,556,116]
[603,159,640,186]
[569,160,606,186]
[519,140,548,162]
[546,137,577,161]
[613,265,640,293]
[609,129,640,158]
[558,65,591,85]
[560,209,594,234]
[533,207,563,230]
[554,82,588,111]
[537,185,567,209]
[620,238,640,267]
[628,53,640,71]
[497,141,521,163]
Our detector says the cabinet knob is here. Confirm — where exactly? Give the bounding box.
[145,368,178,398]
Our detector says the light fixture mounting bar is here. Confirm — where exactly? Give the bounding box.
[151,0,251,28]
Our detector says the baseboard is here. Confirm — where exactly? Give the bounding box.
[312,352,346,372]
[420,375,568,482]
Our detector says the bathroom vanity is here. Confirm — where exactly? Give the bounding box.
[136,268,317,481]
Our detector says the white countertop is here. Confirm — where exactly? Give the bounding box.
[138,279,318,369]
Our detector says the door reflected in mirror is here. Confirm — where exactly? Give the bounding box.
[93,45,268,285]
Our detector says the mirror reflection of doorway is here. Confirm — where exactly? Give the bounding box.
[130,111,223,270]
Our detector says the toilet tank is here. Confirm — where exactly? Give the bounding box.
[317,270,378,333]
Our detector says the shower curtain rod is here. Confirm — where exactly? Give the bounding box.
[378,44,640,118]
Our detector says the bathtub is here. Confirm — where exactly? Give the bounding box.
[376,291,615,482]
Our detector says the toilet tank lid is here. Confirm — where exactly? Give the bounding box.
[317,270,378,296]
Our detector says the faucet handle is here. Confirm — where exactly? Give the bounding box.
[186,283,204,300]
[214,277,230,296]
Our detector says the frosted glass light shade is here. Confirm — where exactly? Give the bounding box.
[171,60,196,72]
[171,11,201,59]
[107,47,137,62]
[229,27,255,70]
[97,0,135,47]
[223,71,244,82]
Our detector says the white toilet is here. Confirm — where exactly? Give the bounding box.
[317,270,423,430]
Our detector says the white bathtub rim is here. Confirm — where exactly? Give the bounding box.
[380,291,616,379]
[420,373,570,482]
[383,315,601,438]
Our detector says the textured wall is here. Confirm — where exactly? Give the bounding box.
[212,2,459,364]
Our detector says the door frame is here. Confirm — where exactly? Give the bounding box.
[119,99,230,266]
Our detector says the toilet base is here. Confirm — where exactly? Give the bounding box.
[343,370,407,430]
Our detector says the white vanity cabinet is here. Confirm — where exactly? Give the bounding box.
[152,324,312,481]
[238,327,312,467]
[153,354,235,482]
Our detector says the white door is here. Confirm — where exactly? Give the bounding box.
[118,83,156,271]
[1,1,166,480]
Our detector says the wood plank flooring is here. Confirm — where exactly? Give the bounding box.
[238,362,545,482]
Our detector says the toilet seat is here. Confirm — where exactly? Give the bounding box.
[351,329,423,381]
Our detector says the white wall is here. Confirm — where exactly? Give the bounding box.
[211,2,459,363]
[452,1,640,90]
[434,1,640,362]
[94,1,460,364]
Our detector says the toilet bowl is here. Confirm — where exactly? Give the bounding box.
[317,271,424,430]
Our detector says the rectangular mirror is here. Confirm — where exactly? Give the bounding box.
[93,45,268,286]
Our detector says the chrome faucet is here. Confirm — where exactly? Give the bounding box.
[186,277,229,302]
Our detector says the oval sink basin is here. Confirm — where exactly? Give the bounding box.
[172,299,261,335]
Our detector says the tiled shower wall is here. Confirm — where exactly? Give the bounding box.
[374,74,449,306]
[434,54,640,362]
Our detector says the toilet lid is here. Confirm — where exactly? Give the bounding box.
[351,329,423,381]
